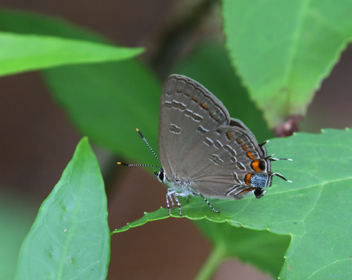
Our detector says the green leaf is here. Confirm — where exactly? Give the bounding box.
[15,138,110,280]
[114,129,352,279]
[223,1,352,127]
[44,62,160,163]
[0,9,160,163]
[194,221,290,278]
[0,9,110,43]
[0,32,143,77]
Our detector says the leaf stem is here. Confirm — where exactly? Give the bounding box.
[195,245,226,280]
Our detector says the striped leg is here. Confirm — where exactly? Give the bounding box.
[166,191,183,216]
[199,193,220,213]
[166,192,173,215]
[173,193,182,216]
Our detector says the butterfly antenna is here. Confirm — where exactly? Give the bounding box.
[117,162,161,169]
[136,128,161,164]
[117,129,162,171]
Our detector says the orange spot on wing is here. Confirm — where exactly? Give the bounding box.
[246,152,255,159]
[239,187,255,195]
[244,173,252,185]
[226,132,233,140]
[242,145,248,151]
[237,139,243,145]
[251,160,262,172]
[200,103,209,110]
[192,97,198,102]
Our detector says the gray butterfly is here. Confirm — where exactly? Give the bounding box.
[119,74,291,216]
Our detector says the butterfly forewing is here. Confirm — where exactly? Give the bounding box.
[158,75,231,179]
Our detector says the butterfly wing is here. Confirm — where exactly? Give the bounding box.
[158,74,231,179]
[178,124,272,199]
[158,74,272,199]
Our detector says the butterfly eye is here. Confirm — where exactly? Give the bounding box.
[156,170,164,182]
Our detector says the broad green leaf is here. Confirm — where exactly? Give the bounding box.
[223,1,352,127]
[15,138,110,280]
[114,129,352,279]
[0,9,109,43]
[0,10,160,163]
[194,221,290,278]
[45,63,160,163]
[0,32,143,77]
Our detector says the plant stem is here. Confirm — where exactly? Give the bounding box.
[195,246,225,280]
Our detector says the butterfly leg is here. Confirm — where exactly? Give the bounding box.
[199,193,220,213]
[166,192,173,215]
[173,193,183,216]
[166,191,182,216]
[169,194,175,206]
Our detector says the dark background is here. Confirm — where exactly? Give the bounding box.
[0,1,351,279]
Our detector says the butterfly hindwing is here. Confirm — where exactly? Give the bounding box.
[178,124,272,199]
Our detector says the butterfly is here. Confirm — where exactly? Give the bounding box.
[119,74,291,216]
